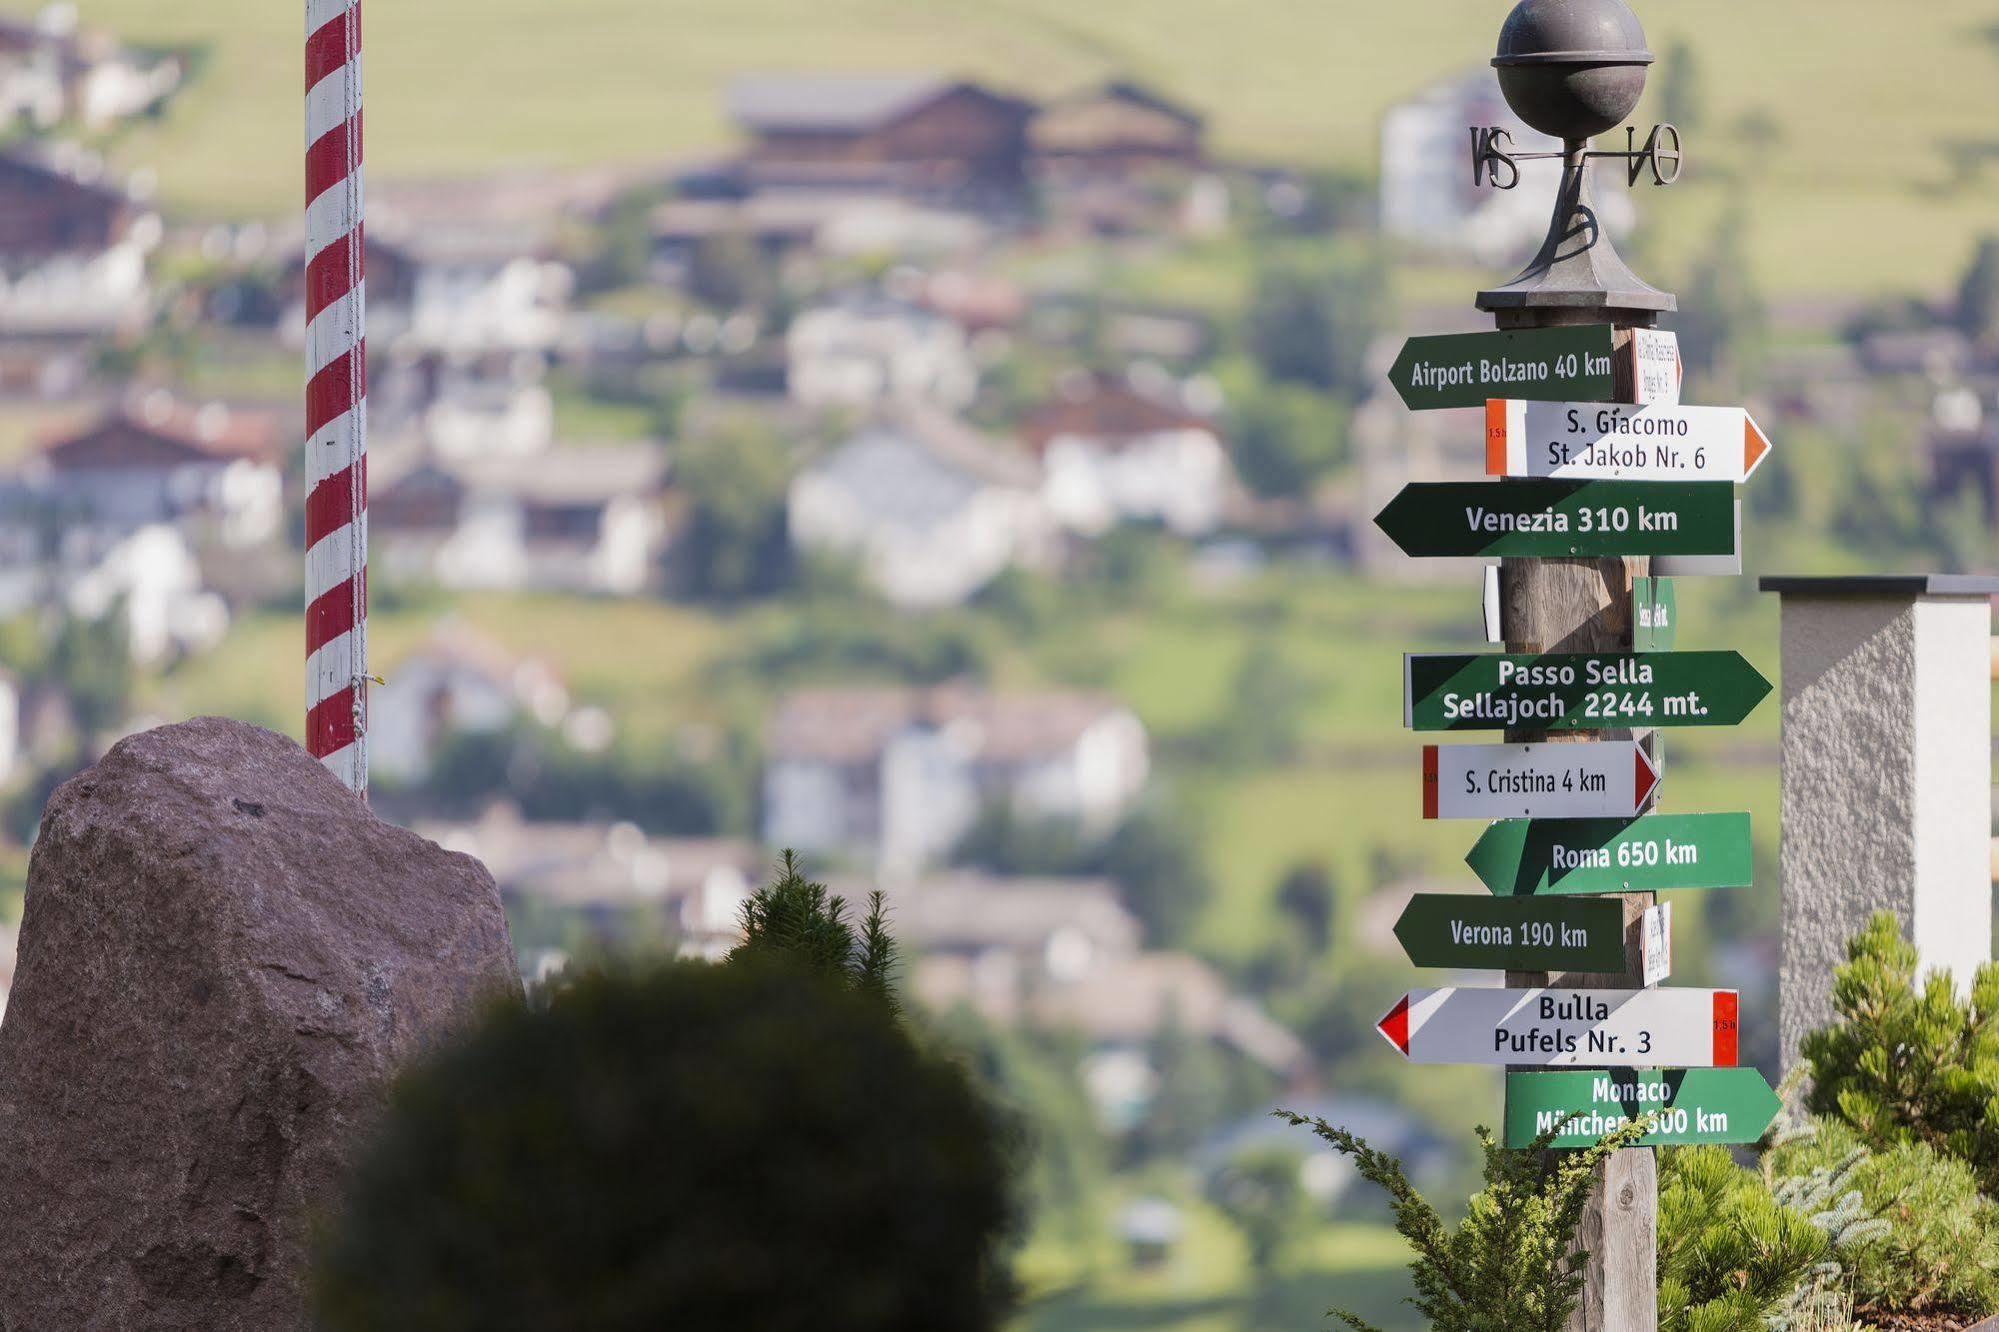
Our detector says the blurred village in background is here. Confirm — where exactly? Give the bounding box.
[0,2,1997,1326]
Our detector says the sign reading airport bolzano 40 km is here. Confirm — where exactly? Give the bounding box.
[1377,987,1740,1068]
[1387,327,1682,412]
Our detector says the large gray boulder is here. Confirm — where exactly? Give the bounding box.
[0,717,520,1331]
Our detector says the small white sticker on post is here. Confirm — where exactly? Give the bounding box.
[1642,901,1673,987]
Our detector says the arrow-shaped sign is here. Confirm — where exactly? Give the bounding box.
[1423,741,1659,820]
[1404,650,1771,731]
[1466,813,1754,896]
[1373,481,1737,558]
[1393,894,1627,971]
[1504,1068,1780,1148]
[1376,987,1740,1068]
[1386,326,1619,411]
[1485,399,1772,484]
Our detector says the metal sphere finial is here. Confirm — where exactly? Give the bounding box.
[1493,0,1653,141]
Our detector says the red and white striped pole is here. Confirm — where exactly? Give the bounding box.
[303,0,367,790]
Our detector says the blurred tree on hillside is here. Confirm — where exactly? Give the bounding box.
[1658,37,1705,133]
[1957,234,1999,346]
[315,961,1019,1330]
[673,421,793,600]
[1243,250,1387,396]
[687,231,775,312]
[1275,862,1339,956]
[1675,201,1766,393]
[1225,376,1351,499]
[49,610,132,738]
[1207,1147,1311,1306]
[1200,639,1312,768]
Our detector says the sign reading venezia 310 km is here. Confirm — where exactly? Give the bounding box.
[1503,1068,1782,1148]
[1466,812,1756,896]
[1373,480,1736,558]
[1377,987,1740,1068]
[1404,650,1771,731]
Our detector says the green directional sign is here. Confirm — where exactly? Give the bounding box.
[1467,812,1755,896]
[1504,1068,1782,1148]
[1634,576,1676,653]
[1373,481,1737,558]
[1404,650,1770,731]
[1393,894,1626,971]
[1387,326,1618,411]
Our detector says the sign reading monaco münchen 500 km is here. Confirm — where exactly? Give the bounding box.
[1503,1068,1781,1148]
[1404,650,1771,731]
[1377,987,1740,1068]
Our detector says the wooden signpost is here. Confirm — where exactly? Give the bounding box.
[1405,650,1771,731]
[1394,893,1629,971]
[1484,399,1772,483]
[1503,1068,1781,1148]
[1465,813,1756,896]
[1375,987,1740,1068]
[1423,740,1661,820]
[1373,480,1738,558]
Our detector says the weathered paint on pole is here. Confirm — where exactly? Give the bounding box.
[1504,1068,1780,1147]
[1375,987,1740,1068]
[1404,650,1771,731]
[1466,813,1754,896]
[304,0,368,791]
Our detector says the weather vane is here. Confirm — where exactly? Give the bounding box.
[1468,0,1683,325]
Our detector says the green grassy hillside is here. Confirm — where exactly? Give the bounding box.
[70,0,1999,295]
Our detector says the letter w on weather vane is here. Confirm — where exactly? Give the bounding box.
[1470,122,1684,189]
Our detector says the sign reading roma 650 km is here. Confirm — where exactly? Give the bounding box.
[1377,987,1740,1068]
[1484,399,1772,483]
[1503,1068,1781,1148]
[1404,650,1771,731]
[1466,813,1756,896]
[1423,740,1660,820]
[1374,481,1737,558]
[1393,893,1627,971]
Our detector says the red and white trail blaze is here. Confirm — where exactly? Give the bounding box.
[303,0,367,790]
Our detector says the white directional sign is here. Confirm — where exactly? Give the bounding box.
[1376,986,1740,1068]
[1423,741,1660,820]
[1485,399,1772,484]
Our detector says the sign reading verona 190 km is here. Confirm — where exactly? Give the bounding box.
[1373,480,1736,558]
[1404,650,1771,731]
[1424,740,1660,820]
[1393,893,1628,971]
[1376,987,1740,1068]
[1503,1068,1781,1148]
[1485,399,1772,484]
[1465,812,1756,896]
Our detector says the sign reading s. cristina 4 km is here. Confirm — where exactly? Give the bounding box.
[1504,1068,1781,1148]
[1376,987,1740,1068]
[1387,326,1619,411]
[1485,399,1773,483]
[1373,481,1737,558]
[1424,741,1660,820]
[1393,893,1627,971]
[1466,813,1754,896]
[1404,650,1771,731]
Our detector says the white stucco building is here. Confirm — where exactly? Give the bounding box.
[787,297,978,412]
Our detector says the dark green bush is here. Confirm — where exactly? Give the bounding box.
[315,961,1017,1331]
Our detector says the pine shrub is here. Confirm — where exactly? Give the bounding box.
[1800,912,1999,1194]
[1278,1109,1650,1332]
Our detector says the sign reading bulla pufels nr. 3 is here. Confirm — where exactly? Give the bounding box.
[1404,650,1771,731]
[1503,1068,1780,1148]
[1466,813,1755,896]
[1377,987,1740,1067]
[1374,481,1737,559]
[1423,740,1660,820]
[1485,399,1773,484]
